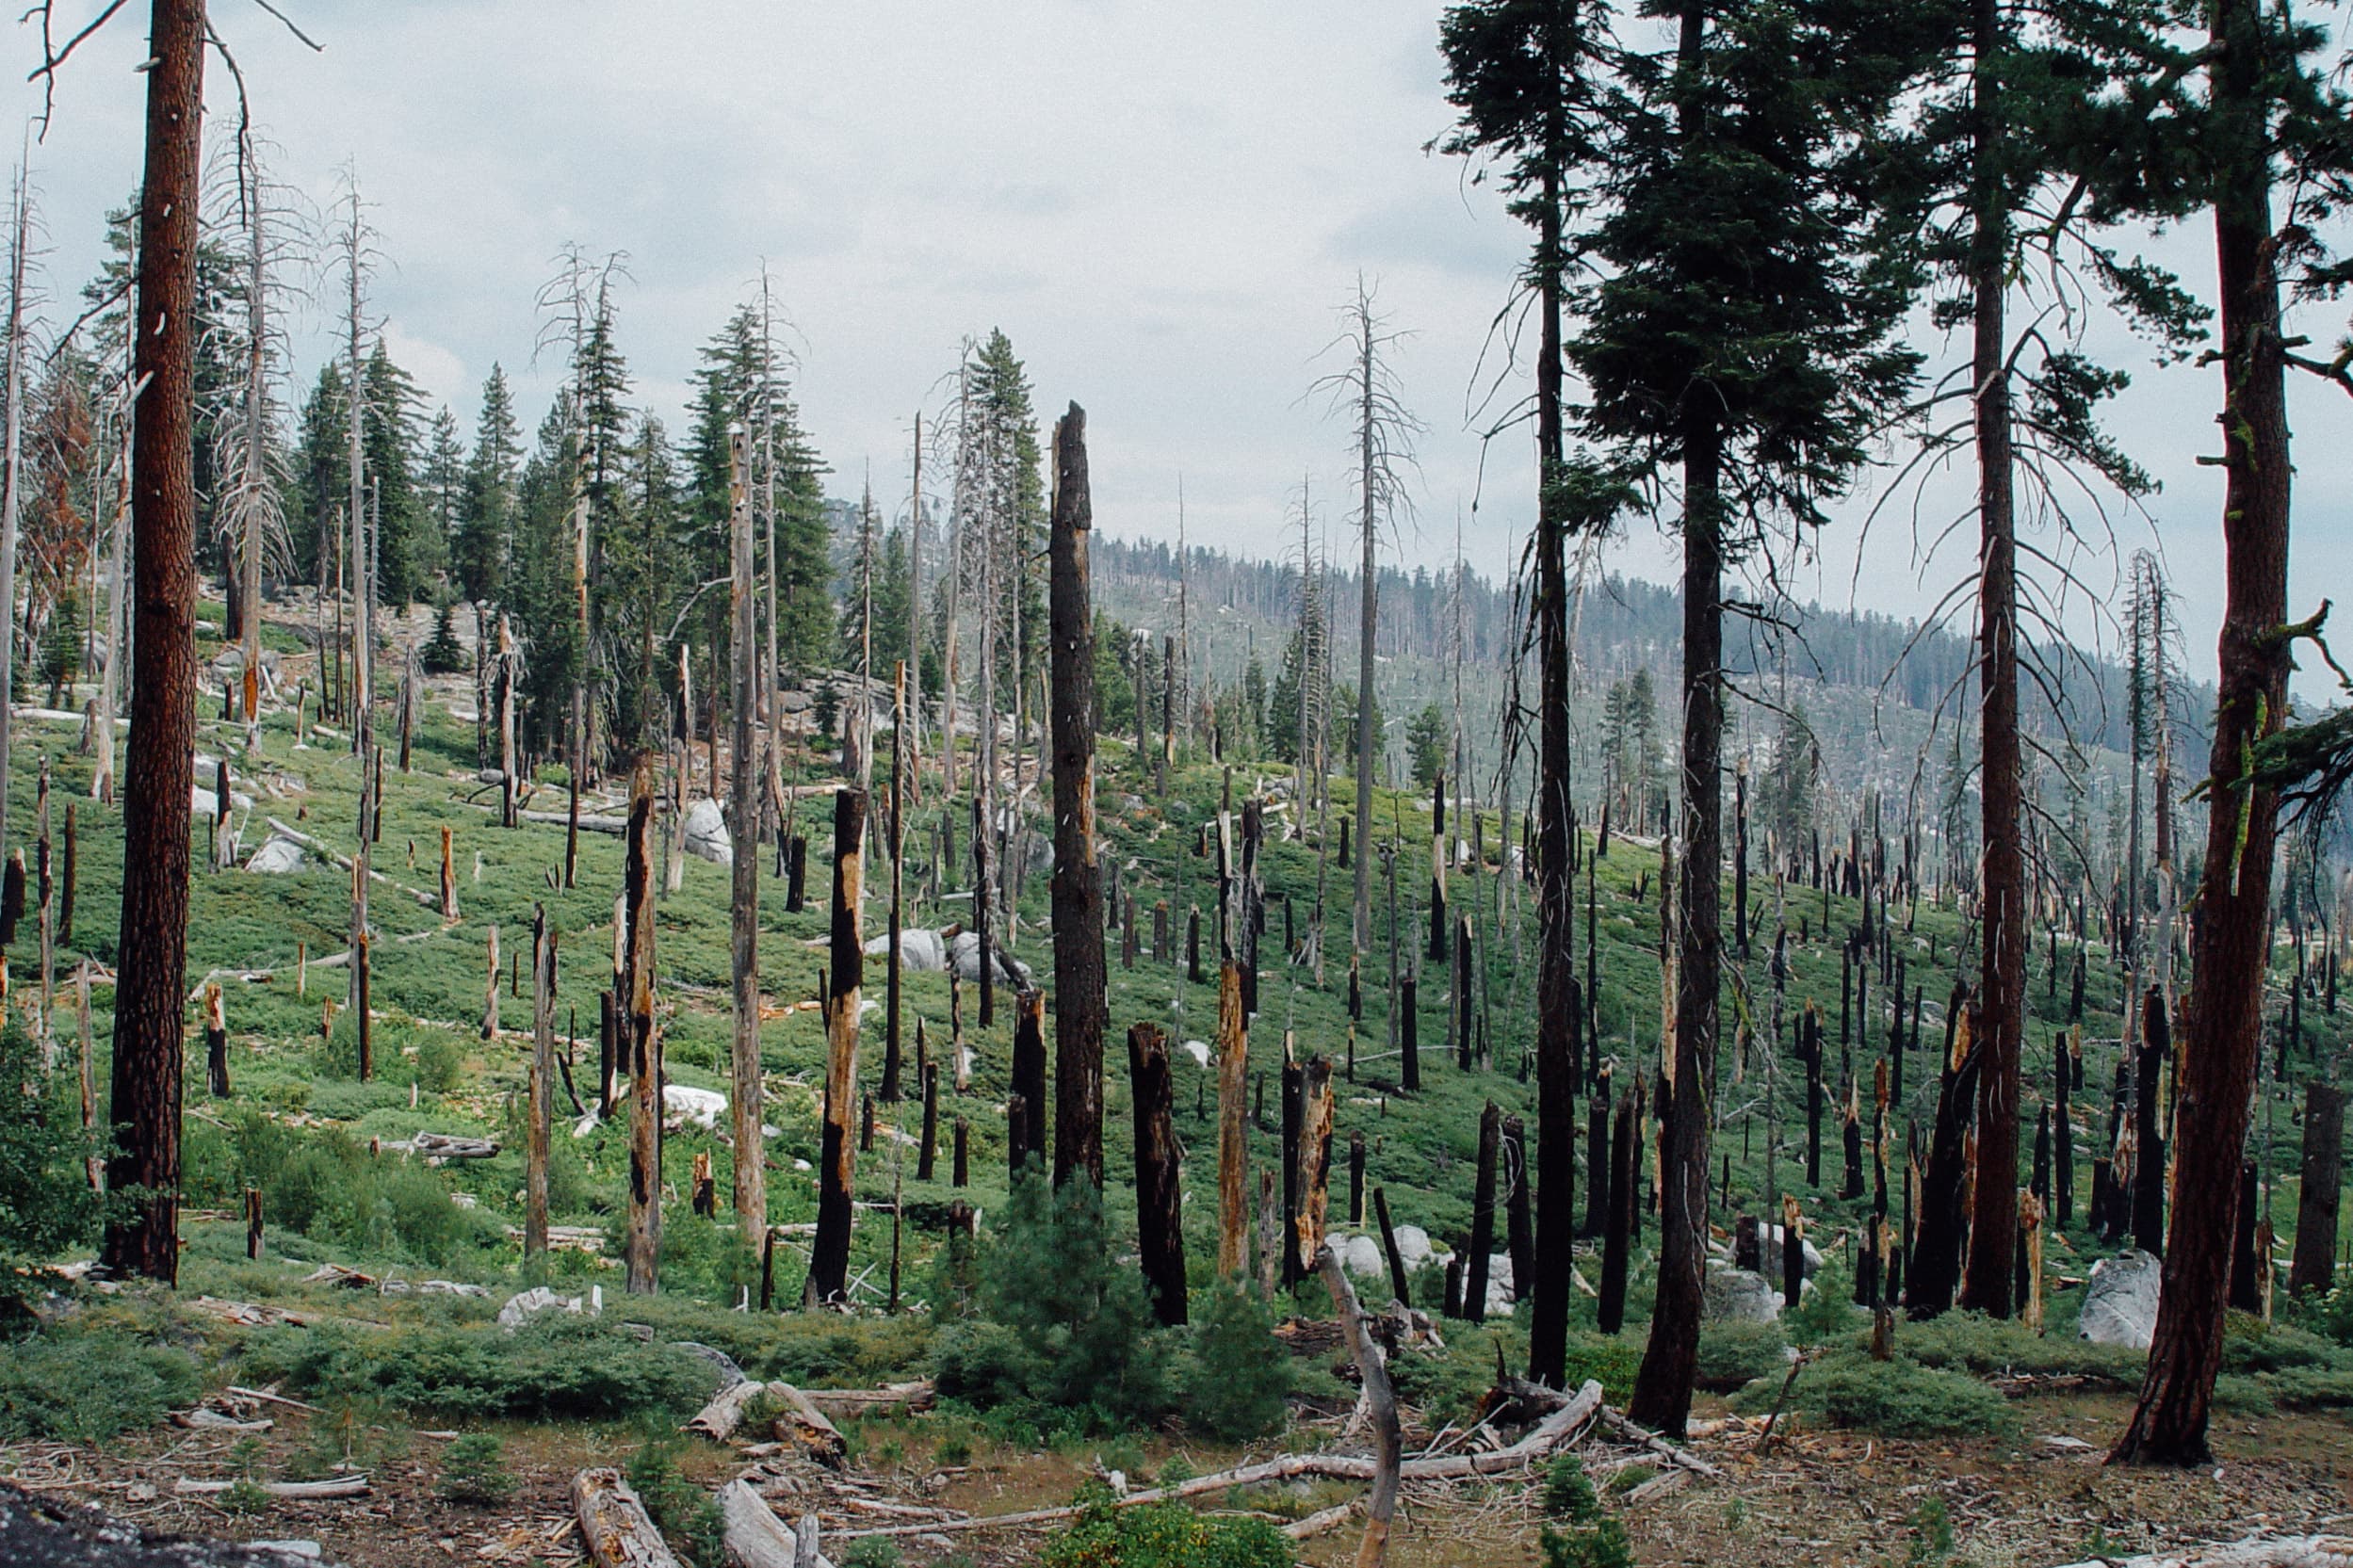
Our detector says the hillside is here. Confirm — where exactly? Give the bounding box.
[4,588,2348,1566]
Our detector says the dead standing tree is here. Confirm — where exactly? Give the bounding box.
[1047,404,1105,1188]
[808,787,867,1305]
[621,754,661,1294]
[728,428,766,1232]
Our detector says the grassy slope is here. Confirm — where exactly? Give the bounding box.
[24,597,2346,1333]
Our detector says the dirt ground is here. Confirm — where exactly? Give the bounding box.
[2,1391,2347,1567]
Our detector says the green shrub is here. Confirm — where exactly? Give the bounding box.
[626,1436,724,1568]
[2220,1316,2343,1375]
[2264,1366,2353,1410]
[932,1175,1166,1427]
[0,1017,106,1309]
[1781,1264,1858,1346]
[437,1431,516,1504]
[1540,1519,1633,1568]
[411,1032,465,1095]
[0,1330,202,1442]
[1176,1277,1289,1440]
[2210,1373,2276,1414]
[1731,1351,2014,1439]
[217,1478,273,1516]
[1542,1453,1601,1522]
[247,1314,719,1420]
[1696,1319,1789,1390]
[1896,1310,2143,1383]
[1908,1495,1954,1562]
[838,1541,902,1568]
[247,1128,500,1268]
[1038,1496,1290,1568]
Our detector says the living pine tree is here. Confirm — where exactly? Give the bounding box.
[502,397,587,758]
[417,406,465,598]
[1407,703,1448,790]
[601,411,685,754]
[290,362,350,584]
[2101,0,2353,1466]
[1568,0,1932,1434]
[361,339,430,607]
[968,330,1046,703]
[1878,0,2202,1321]
[452,365,522,611]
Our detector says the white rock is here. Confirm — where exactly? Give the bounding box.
[664,1084,728,1129]
[2079,1248,2163,1350]
[1703,1263,1783,1323]
[1336,1234,1387,1281]
[496,1285,588,1330]
[949,929,1033,989]
[863,929,949,972]
[682,798,732,865]
[1392,1223,1438,1272]
[1482,1253,1515,1316]
[244,835,308,875]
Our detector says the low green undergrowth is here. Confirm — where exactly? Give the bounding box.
[240,1312,719,1420]
[0,1326,203,1442]
[1037,1490,1290,1568]
[1731,1350,2016,1440]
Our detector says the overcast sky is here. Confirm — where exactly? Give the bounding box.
[4,1,2346,693]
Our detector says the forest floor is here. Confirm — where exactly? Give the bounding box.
[6,1387,2347,1567]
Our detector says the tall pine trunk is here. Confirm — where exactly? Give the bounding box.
[102,0,205,1284]
[1631,405,1720,1434]
[728,430,766,1231]
[1960,0,2022,1317]
[2111,0,2292,1463]
[1529,156,1580,1389]
[1047,406,1105,1188]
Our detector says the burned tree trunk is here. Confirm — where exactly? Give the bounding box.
[729,429,766,1233]
[2134,987,2169,1254]
[1217,961,1251,1278]
[1529,978,1581,1386]
[527,904,553,1259]
[1047,405,1106,1189]
[622,755,662,1295]
[1909,996,1982,1317]
[2291,1083,2345,1297]
[1129,1022,1187,1326]
[1465,1101,1501,1324]
[1598,1092,1635,1335]
[1010,989,1047,1176]
[807,787,867,1306]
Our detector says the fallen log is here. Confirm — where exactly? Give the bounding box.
[686,1378,770,1443]
[717,1479,822,1568]
[1490,1373,1722,1478]
[796,1381,935,1421]
[1282,1500,1357,1541]
[190,1297,310,1328]
[771,1383,847,1465]
[2042,1539,2353,1568]
[572,1467,679,1568]
[836,1378,1606,1542]
[398,1131,500,1160]
[170,1409,272,1433]
[263,817,443,910]
[174,1476,367,1499]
